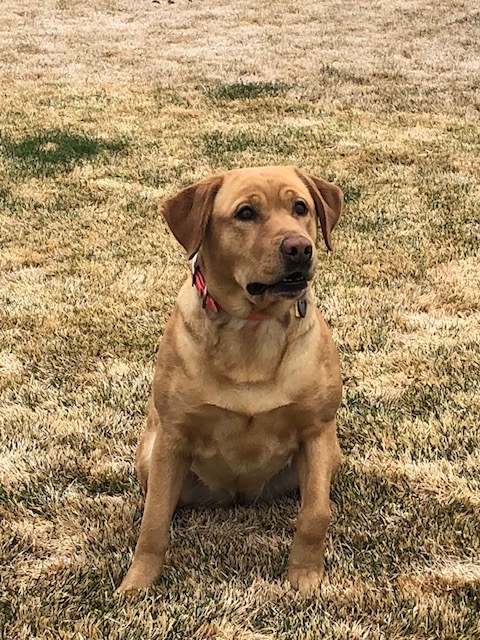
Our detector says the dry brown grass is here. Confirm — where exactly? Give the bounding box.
[1,1,480,638]
[2,0,480,113]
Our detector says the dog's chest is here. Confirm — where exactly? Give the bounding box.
[181,401,310,493]
[205,319,289,383]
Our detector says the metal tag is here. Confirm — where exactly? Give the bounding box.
[295,299,307,318]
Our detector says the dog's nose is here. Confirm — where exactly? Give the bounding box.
[280,236,313,265]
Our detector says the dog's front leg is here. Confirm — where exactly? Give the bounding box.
[118,428,190,592]
[288,420,341,595]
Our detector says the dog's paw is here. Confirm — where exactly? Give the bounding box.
[288,565,324,595]
[117,557,162,593]
[117,570,153,594]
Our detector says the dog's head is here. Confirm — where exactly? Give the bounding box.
[162,166,342,315]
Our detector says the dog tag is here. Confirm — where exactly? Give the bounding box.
[295,299,307,318]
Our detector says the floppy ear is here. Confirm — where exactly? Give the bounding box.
[161,175,223,259]
[295,170,343,251]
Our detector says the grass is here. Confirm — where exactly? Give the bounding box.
[205,81,292,101]
[1,130,127,177]
[1,1,480,638]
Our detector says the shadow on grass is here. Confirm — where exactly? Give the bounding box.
[4,458,479,640]
[2,129,127,177]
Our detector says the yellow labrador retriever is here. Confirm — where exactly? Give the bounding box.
[118,166,343,595]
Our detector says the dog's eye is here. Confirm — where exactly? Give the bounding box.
[235,206,257,221]
[294,200,308,216]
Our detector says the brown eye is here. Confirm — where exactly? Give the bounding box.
[294,200,308,216]
[235,206,257,221]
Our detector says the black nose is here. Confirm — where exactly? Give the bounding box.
[280,236,313,265]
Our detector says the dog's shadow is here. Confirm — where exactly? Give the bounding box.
[165,494,299,584]
[145,458,478,588]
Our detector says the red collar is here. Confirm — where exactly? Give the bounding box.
[191,257,270,321]
[191,256,307,322]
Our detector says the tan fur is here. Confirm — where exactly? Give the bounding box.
[118,166,343,595]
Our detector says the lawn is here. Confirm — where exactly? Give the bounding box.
[1,1,479,638]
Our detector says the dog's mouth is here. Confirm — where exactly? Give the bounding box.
[246,272,308,298]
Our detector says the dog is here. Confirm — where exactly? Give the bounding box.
[118,165,343,595]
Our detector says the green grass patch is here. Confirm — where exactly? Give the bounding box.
[206,81,292,101]
[1,129,127,177]
[201,128,297,165]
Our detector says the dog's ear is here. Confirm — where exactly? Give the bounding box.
[162,175,223,259]
[295,170,342,251]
